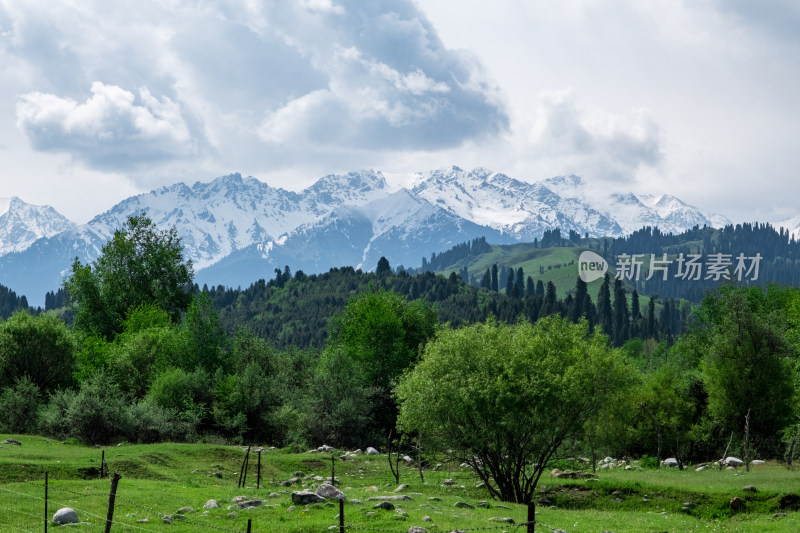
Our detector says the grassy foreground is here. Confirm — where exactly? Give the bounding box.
[2,435,800,533]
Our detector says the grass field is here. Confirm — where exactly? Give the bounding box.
[2,434,800,532]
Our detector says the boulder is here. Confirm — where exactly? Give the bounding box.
[53,508,79,525]
[366,447,380,455]
[394,484,409,493]
[176,507,195,514]
[1,438,21,445]
[203,500,220,509]
[316,483,346,501]
[367,495,414,502]
[488,517,514,524]
[237,499,262,509]
[374,501,395,511]
[291,490,326,505]
[662,458,679,467]
[407,528,428,533]
[725,457,744,466]
[454,501,474,509]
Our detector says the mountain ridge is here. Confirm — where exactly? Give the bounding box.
[0,167,735,304]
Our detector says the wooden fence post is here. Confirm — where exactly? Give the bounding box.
[238,447,250,488]
[44,471,48,533]
[246,518,252,533]
[331,455,335,486]
[100,450,105,479]
[339,499,344,533]
[104,471,121,533]
[256,450,261,489]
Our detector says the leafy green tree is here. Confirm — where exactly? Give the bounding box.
[396,316,632,504]
[0,312,76,392]
[65,214,193,340]
[327,290,437,436]
[692,286,795,457]
[180,292,229,374]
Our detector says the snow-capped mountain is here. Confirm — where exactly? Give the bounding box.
[0,197,76,256]
[542,175,731,234]
[776,214,800,240]
[0,167,731,304]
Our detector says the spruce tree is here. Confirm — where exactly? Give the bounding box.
[612,277,630,347]
[596,273,613,337]
[491,264,499,292]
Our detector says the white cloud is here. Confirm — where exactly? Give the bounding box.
[528,89,663,183]
[16,82,193,169]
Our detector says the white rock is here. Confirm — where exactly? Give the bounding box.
[725,457,744,466]
[366,447,379,455]
[662,458,679,467]
[53,508,79,525]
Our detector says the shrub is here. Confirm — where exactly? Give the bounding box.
[127,400,194,443]
[39,388,78,440]
[639,454,660,469]
[65,371,131,444]
[0,376,41,433]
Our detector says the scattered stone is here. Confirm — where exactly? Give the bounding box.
[1,438,21,445]
[367,495,414,502]
[402,455,413,463]
[366,447,380,455]
[475,482,486,489]
[374,501,395,511]
[136,518,149,523]
[237,500,263,509]
[231,496,250,503]
[428,497,442,501]
[442,479,456,486]
[53,508,79,525]
[743,485,757,493]
[422,515,432,521]
[394,484,409,492]
[286,506,296,512]
[725,457,744,467]
[454,502,474,509]
[494,504,510,510]
[695,465,707,472]
[477,501,489,508]
[209,472,222,478]
[726,466,736,471]
[227,512,238,519]
[316,483,346,501]
[162,515,173,524]
[176,506,195,514]
[550,468,594,479]
[773,512,787,519]
[292,491,326,505]
[488,517,514,524]
[268,492,280,498]
[408,527,428,533]
[751,459,766,465]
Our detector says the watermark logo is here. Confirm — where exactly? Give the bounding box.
[579,251,608,283]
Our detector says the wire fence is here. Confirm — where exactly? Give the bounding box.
[0,474,568,533]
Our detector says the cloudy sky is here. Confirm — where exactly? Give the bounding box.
[1,0,798,224]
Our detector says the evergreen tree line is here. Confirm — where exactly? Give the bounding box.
[419,236,492,273]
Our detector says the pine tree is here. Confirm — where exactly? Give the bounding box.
[506,268,515,296]
[515,268,524,298]
[596,273,613,337]
[612,277,629,347]
[491,264,499,292]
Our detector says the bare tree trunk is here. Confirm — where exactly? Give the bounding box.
[641,404,662,468]
[719,432,733,470]
[787,437,796,469]
[744,409,751,472]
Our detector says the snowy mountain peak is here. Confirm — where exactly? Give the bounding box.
[0,197,77,256]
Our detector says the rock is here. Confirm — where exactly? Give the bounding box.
[374,501,395,511]
[743,485,757,492]
[407,527,428,533]
[662,458,679,467]
[442,479,456,486]
[1,438,21,445]
[316,484,346,501]
[286,506,296,512]
[162,515,173,524]
[366,447,380,455]
[751,459,766,465]
[773,512,787,518]
[402,455,413,463]
[695,465,706,472]
[53,508,79,525]
[237,500,262,509]
[394,484,409,492]
[227,512,238,518]
[725,457,744,466]
[477,501,489,508]
[488,517,514,523]
[422,515,432,521]
[209,472,222,478]
[318,445,335,452]
[176,506,195,514]
[292,491,326,505]
[454,501,474,509]
[367,495,414,502]
[428,497,442,501]
[231,496,250,503]
[550,468,594,479]
[136,518,149,523]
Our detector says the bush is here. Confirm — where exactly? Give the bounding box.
[639,454,660,469]
[128,400,195,443]
[39,388,77,440]
[0,376,41,433]
[65,371,131,444]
